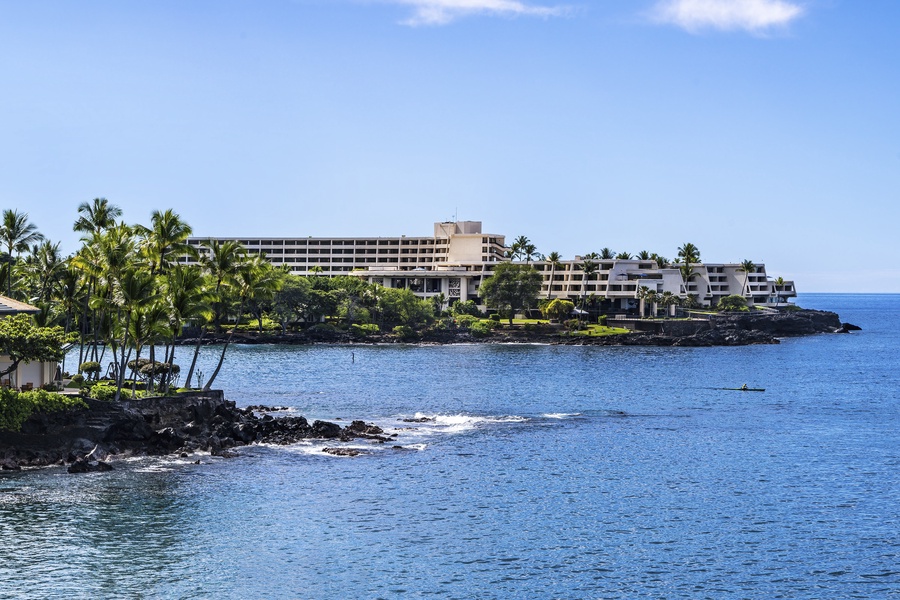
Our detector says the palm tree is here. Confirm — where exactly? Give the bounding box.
[676,243,700,265]
[579,253,599,322]
[523,243,539,264]
[637,250,651,260]
[773,276,785,307]
[1,209,44,297]
[615,252,632,260]
[509,235,530,261]
[739,259,756,297]
[136,209,196,277]
[676,243,701,300]
[204,255,277,391]
[73,198,122,237]
[25,240,65,304]
[202,239,246,332]
[545,251,562,299]
[111,267,158,401]
[636,285,650,318]
[660,291,677,317]
[650,253,670,268]
[599,248,614,260]
[163,264,211,393]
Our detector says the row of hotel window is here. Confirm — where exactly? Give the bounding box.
[187,238,503,247]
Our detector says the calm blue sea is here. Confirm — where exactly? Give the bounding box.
[2,294,899,599]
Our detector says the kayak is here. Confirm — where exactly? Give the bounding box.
[722,387,765,392]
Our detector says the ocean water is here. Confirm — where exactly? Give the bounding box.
[1,294,899,599]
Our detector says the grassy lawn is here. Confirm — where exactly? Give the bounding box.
[573,324,630,337]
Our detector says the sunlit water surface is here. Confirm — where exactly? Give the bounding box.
[2,294,898,598]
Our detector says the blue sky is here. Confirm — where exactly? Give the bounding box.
[1,0,898,292]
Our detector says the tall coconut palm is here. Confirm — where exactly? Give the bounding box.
[636,285,650,318]
[599,248,614,260]
[637,250,651,260]
[110,266,158,401]
[650,253,670,268]
[545,251,562,299]
[1,209,44,297]
[25,240,65,304]
[73,198,123,237]
[509,235,530,261]
[204,255,276,391]
[615,251,632,260]
[202,239,246,332]
[579,252,599,322]
[137,208,196,277]
[676,243,701,299]
[739,259,756,297]
[163,264,212,393]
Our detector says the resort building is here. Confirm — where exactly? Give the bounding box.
[0,296,60,390]
[187,220,796,312]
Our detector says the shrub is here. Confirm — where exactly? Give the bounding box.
[70,374,84,385]
[468,321,493,337]
[307,323,339,334]
[350,323,379,337]
[451,300,482,317]
[80,361,102,380]
[455,314,478,329]
[392,325,417,341]
[717,295,749,312]
[489,313,501,322]
[88,381,118,401]
[563,319,582,331]
[0,388,87,431]
[598,315,607,326]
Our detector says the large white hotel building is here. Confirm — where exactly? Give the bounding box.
[187,220,796,312]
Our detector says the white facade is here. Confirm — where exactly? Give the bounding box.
[533,258,796,311]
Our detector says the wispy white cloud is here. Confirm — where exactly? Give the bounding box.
[388,0,569,26]
[650,0,805,33]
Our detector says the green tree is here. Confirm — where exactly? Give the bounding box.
[615,251,632,260]
[717,294,748,311]
[543,298,574,321]
[73,198,122,237]
[544,251,562,299]
[377,287,433,328]
[272,275,312,331]
[578,253,599,322]
[676,242,702,300]
[1,210,44,297]
[136,209,196,277]
[478,263,542,325]
[599,248,614,260]
[739,259,756,297]
[0,314,68,383]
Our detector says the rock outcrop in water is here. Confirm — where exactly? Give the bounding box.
[0,391,380,471]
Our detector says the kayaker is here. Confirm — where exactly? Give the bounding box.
[741,383,748,391]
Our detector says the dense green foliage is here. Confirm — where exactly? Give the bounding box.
[0,314,69,379]
[0,388,87,431]
[542,298,575,321]
[717,295,749,311]
[478,263,542,325]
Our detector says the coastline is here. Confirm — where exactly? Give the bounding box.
[178,308,853,348]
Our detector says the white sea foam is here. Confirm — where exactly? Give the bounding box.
[543,412,582,419]
[404,412,527,434]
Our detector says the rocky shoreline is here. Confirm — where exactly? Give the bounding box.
[182,308,857,347]
[1,308,858,473]
[0,391,396,472]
